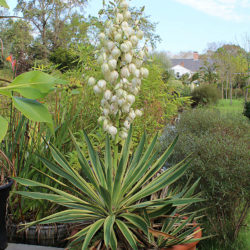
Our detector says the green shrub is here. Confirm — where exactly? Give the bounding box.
[191,84,220,106]
[158,109,250,249]
[243,101,250,119]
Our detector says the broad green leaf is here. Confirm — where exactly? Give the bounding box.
[104,215,115,248]
[0,115,8,142]
[82,219,104,249]
[6,71,66,99]
[120,213,148,235]
[105,134,113,191]
[110,228,117,250]
[0,0,8,8]
[12,97,53,124]
[116,219,138,250]
[113,127,132,205]
[82,130,106,187]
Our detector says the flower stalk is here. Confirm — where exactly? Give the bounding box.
[88,0,148,140]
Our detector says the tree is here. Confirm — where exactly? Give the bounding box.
[15,0,88,57]
[0,19,34,73]
[213,44,248,103]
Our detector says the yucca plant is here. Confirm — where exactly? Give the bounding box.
[14,128,203,249]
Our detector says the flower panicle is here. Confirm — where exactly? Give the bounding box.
[88,0,148,139]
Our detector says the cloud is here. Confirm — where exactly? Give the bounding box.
[174,0,250,22]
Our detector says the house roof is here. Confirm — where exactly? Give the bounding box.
[171,59,204,72]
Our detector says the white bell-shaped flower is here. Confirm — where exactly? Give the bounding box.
[108,59,117,70]
[130,35,138,46]
[103,108,110,116]
[118,98,125,106]
[119,131,128,139]
[107,41,115,51]
[124,11,131,20]
[93,85,102,94]
[124,119,130,129]
[110,71,119,83]
[126,94,135,104]
[129,110,136,120]
[116,13,124,24]
[135,109,143,117]
[97,80,107,89]
[98,32,105,41]
[141,67,149,78]
[104,90,112,100]
[114,33,122,42]
[88,77,96,86]
[122,103,130,113]
[102,63,110,74]
[108,126,118,136]
[137,30,144,40]
[111,47,121,58]
[120,0,129,9]
[121,66,130,78]
[124,53,133,64]
[129,64,137,75]
[120,43,130,53]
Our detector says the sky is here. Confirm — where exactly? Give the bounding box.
[6,0,250,54]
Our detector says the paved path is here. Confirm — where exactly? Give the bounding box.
[6,243,64,250]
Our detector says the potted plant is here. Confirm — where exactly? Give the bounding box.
[0,150,15,250]
[14,0,204,249]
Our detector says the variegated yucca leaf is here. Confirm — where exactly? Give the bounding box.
[14,128,203,249]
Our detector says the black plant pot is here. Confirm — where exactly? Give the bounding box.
[0,179,14,250]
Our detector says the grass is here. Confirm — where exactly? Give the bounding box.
[207,99,245,117]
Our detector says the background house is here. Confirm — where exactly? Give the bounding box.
[171,52,203,78]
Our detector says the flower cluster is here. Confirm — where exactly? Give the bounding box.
[88,0,148,139]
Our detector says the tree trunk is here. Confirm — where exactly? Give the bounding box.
[245,78,249,103]
[221,80,224,99]
[230,74,232,105]
[226,74,228,99]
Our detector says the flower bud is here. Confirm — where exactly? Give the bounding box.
[122,103,130,113]
[121,43,129,53]
[102,63,110,74]
[129,110,136,120]
[141,67,149,78]
[103,108,110,116]
[124,120,130,129]
[114,33,122,42]
[116,13,124,24]
[121,21,129,29]
[118,98,125,106]
[88,77,96,86]
[108,59,117,70]
[98,33,105,41]
[129,64,136,74]
[124,53,133,64]
[135,109,143,117]
[126,94,135,104]
[130,35,138,46]
[107,41,115,51]
[111,95,118,102]
[110,71,119,83]
[93,85,102,94]
[120,0,129,9]
[108,126,117,136]
[137,30,144,40]
[104,90,112,100]
[121,66,130,78]
[112,47,121,58]
[124,11,131,20]
[98,80,107,89]
[138,50,145,59]
[119,131,128,139]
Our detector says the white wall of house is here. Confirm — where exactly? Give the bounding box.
[171,65,193,78]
